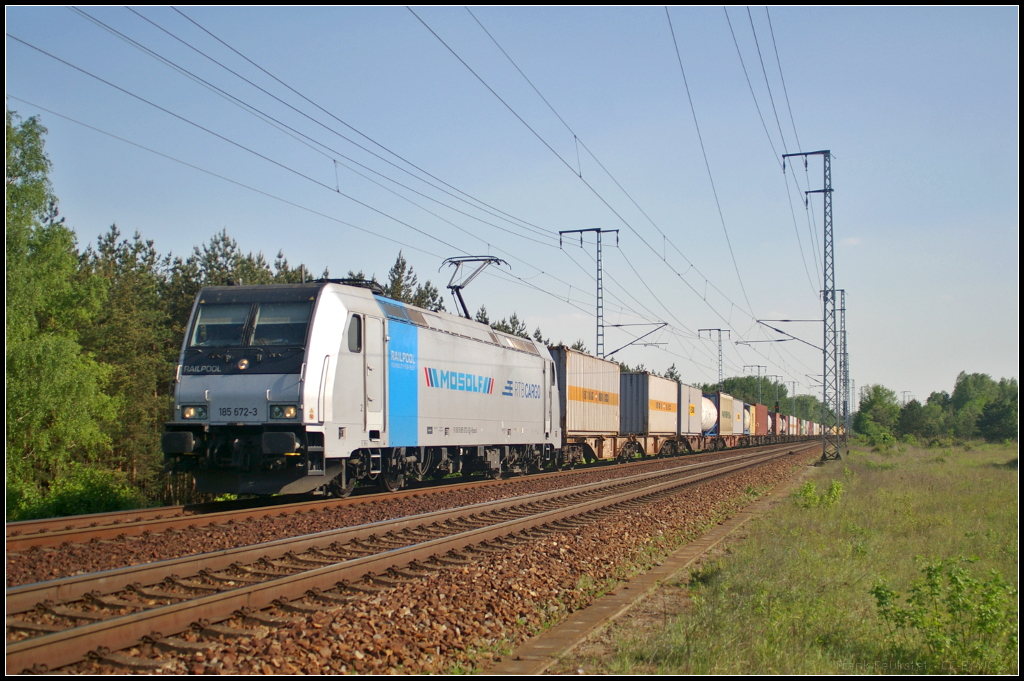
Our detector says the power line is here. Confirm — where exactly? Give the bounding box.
[765,7,802,152]
[6,93,645,350]
[168,4,557,238]
[4,94,448,260]
[126,7,565,246]
[722,7,820,295]
[445,5,780,373]
[7,33,469,255]
[746,6,789,155]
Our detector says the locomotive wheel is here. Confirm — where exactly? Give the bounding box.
[328,471,357,499]
[380,450,405,492]
[381,468,404,492]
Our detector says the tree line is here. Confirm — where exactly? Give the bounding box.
[10,111,1014,520]
[855,372,1017,447]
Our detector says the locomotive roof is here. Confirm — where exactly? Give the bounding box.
[195,282,545,357]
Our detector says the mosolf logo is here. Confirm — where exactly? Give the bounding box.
[424,367,494,394]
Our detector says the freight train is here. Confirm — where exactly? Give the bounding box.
[161,280,818,496]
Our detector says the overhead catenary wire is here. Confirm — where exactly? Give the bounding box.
[124,6,561,246]
[422,7,777,378]
[5,93,646,353]
[12,12,819,385]
[468,7,769,341]
[469,9,812,383]
[664,7,756,323]
[13,23,686,370]
[169,6,555,240]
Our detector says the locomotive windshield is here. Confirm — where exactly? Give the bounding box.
[189,301,313,348]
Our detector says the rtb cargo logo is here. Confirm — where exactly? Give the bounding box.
[423,367,495,394]
[502,379,542,399]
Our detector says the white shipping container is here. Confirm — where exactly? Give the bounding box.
[719,393,734,435]
[550,346,620,435]
[680,383,704,435]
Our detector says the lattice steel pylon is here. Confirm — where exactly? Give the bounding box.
[784,150,840,461]
[700,329,731,390]
[839,289,849,445]
[559,229,619,357]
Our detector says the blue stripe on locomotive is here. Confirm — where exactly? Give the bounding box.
[385,318,419,447]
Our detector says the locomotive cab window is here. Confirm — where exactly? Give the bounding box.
[252,303,312,346]
[190,304,251,347]
[347,314,362,353]
[189,301,312,348]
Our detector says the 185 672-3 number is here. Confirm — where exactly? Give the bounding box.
[219,407,258,417]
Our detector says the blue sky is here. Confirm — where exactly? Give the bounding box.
[6,6,1018,405]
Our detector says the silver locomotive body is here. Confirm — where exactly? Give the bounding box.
[162,282,561,495]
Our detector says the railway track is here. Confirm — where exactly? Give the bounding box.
[5,445,781,553]
[6,443,805,673]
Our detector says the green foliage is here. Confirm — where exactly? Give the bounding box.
[664,364,681,382]
[491,311,529,339]
[382,250,445,312]
[6,111,114,502]
[793,480,844,508]
[870,558,1018,673]
[854,384,900,439]
[697,375,788,410]
[570,339,588,353]
[80,226,176,493]
[7,462,146,521]
[976,391,1018,443]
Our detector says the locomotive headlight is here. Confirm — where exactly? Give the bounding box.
[271,405,298,419]
[237,358,250,370]
[181,405,208,420]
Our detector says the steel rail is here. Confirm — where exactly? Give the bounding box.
[6,445,809,673]
[5,444,786,551]
[6,446,789,614]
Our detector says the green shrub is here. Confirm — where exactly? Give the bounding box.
[792,480,844,509]
[870,557,1018,674]
[8,463,146,520]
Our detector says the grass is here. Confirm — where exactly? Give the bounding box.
[598,441,1018,675]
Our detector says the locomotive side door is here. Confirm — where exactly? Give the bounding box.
[365,316,385,438]
[545,361,553,436]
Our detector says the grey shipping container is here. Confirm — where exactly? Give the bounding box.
[620,372,678,435]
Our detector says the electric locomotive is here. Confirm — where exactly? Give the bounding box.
[162,280,561,497]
